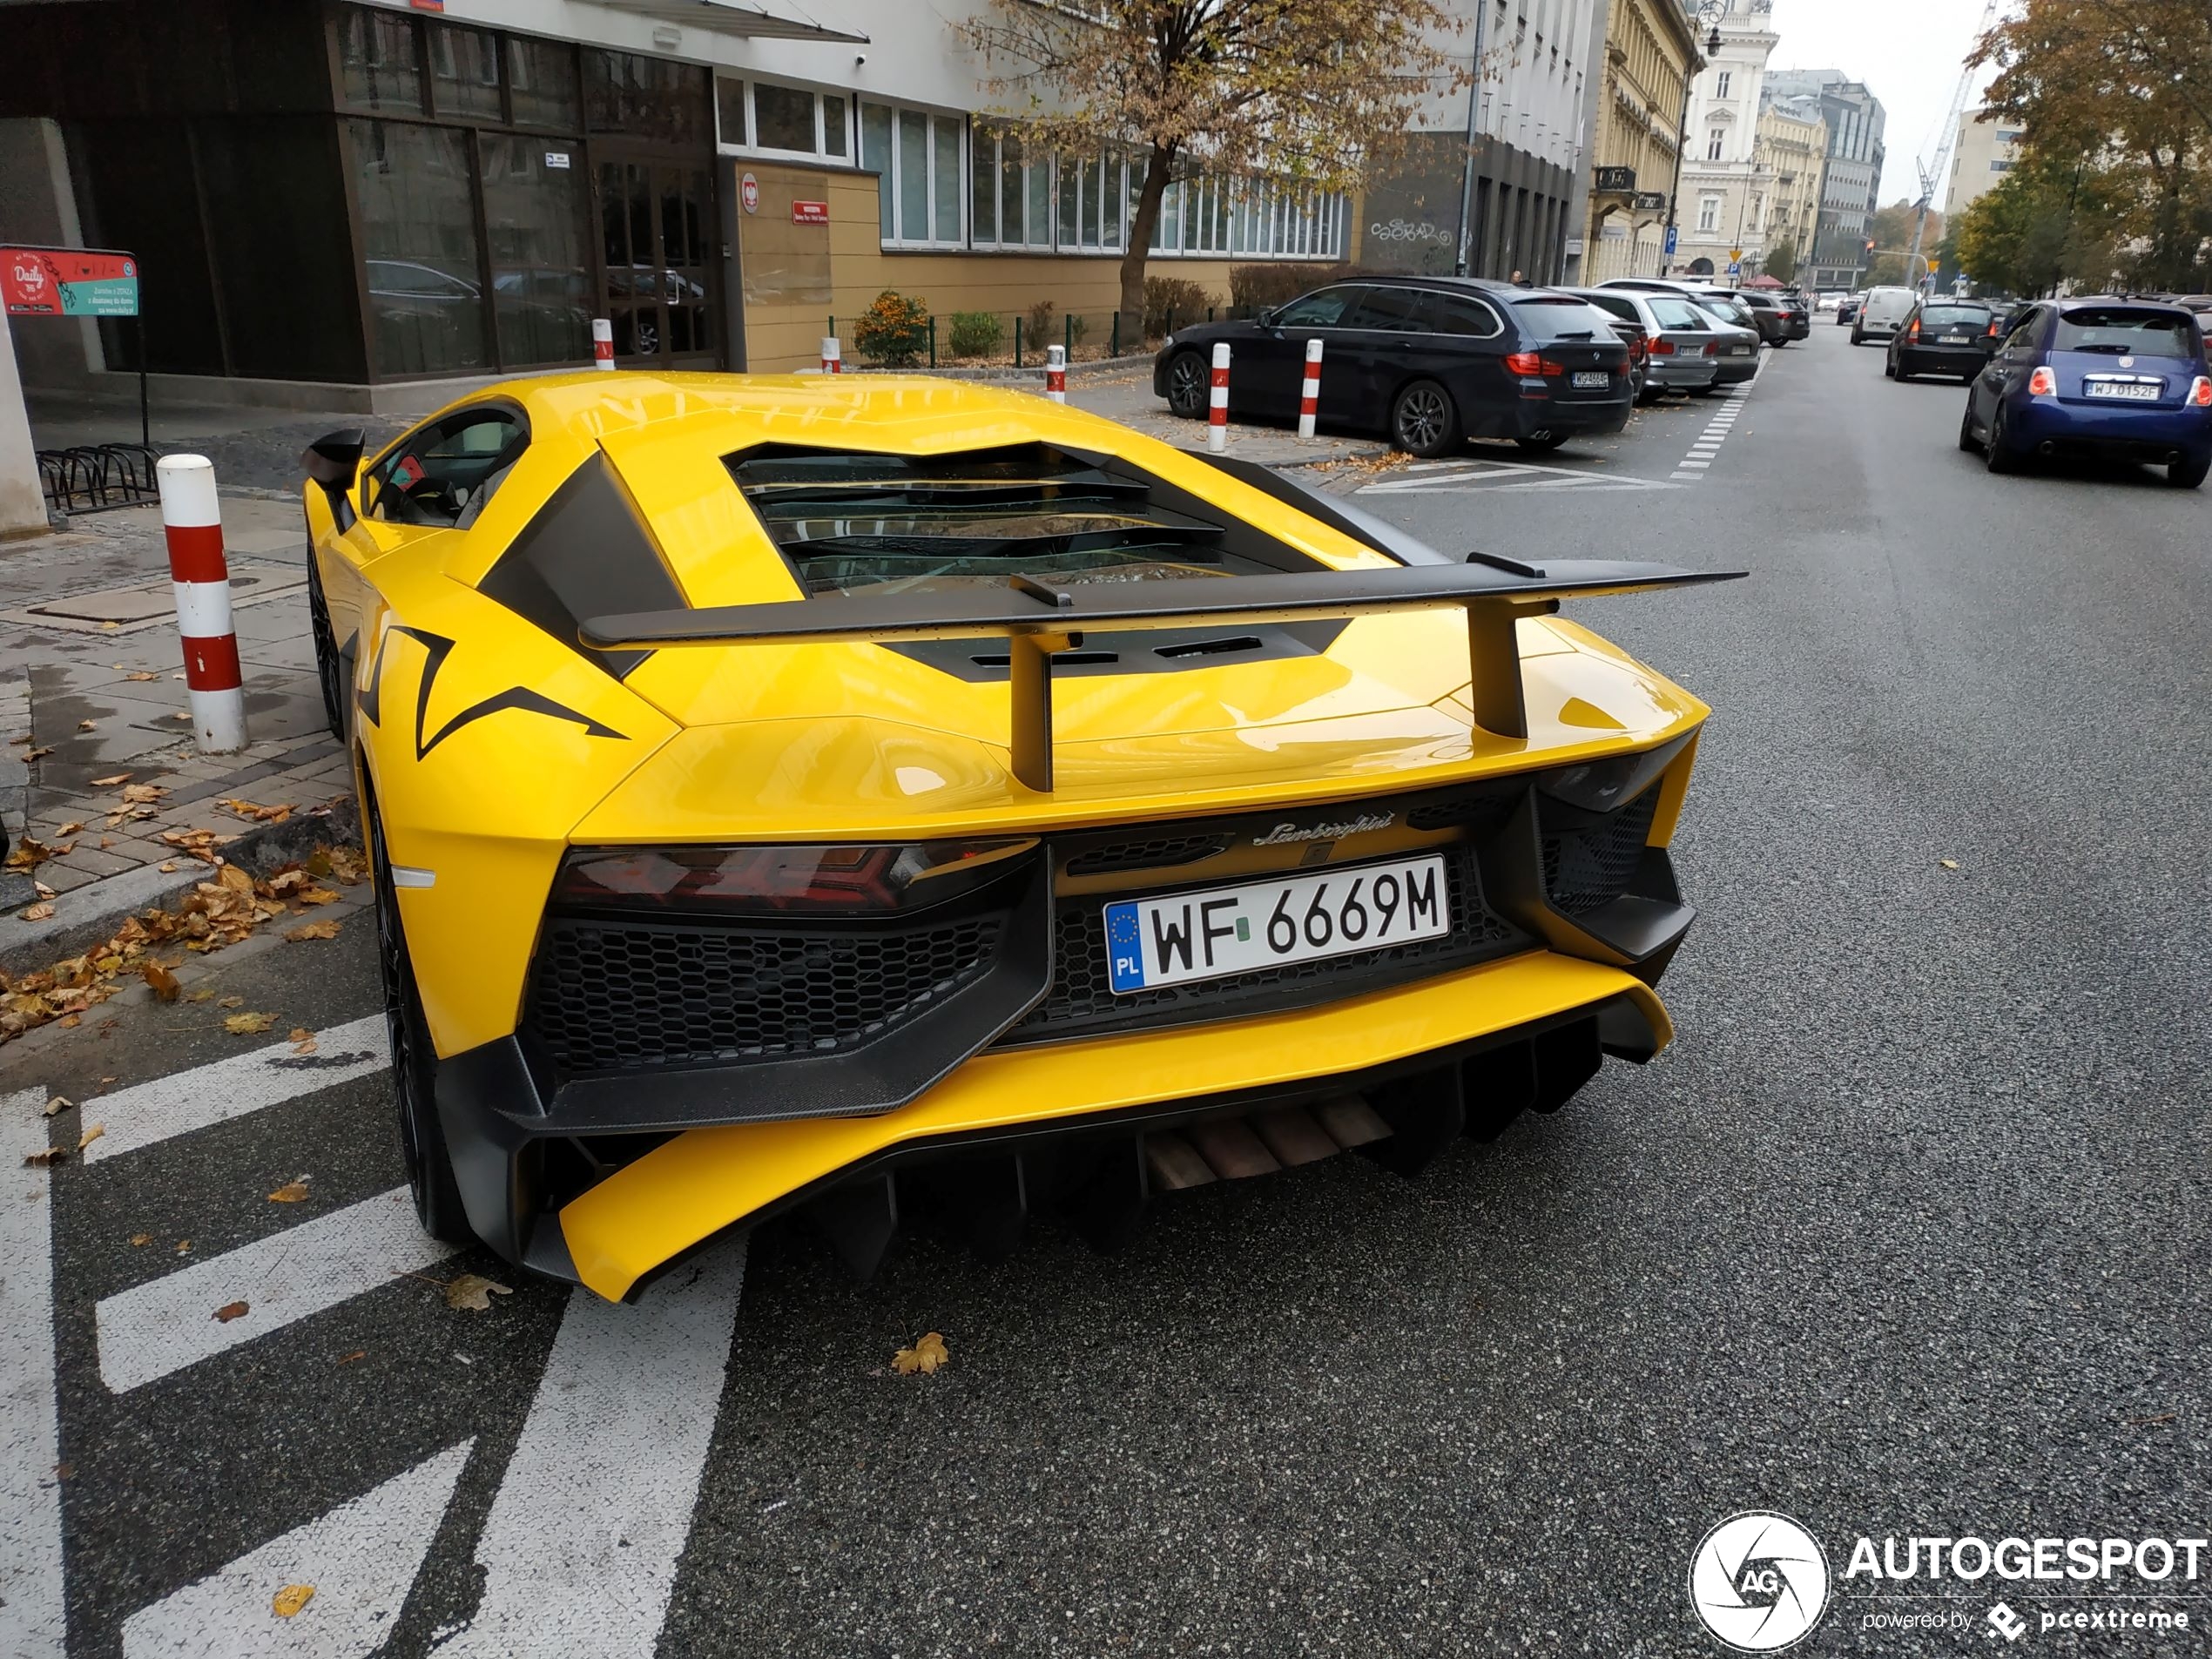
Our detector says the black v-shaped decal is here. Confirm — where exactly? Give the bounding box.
[357,625,624,758]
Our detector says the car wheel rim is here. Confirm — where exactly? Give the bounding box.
[1170,357,1204,413]
[373,833,431,1212]
[1398,388,1446,448]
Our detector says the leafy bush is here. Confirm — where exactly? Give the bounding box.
[1226,263,1377,314]
[853,290,931,368]
[1026,299,1056,345]
[1143,276,1212,339]
[947,310,1003,357]
[1067,313,1089,347]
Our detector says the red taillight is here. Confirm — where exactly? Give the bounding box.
[1504,350,1545,375]
[2190,375,2211,407]
[1649,337,1676,356]
[2028,366,2056,396]
[1703,341,1719,356]
[554,840,1033,914]
[1986,319,2002,337]
[1629,336,1647,362]
[1905,319,1920,341]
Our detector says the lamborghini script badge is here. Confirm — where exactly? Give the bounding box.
[1251,813,1394,847]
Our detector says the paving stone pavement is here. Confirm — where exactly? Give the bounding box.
[0,491,353,967]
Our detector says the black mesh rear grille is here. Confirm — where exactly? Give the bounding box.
[1542,789,1658,915]
[1063,833,1232,877]
[1005,845,1521,1044]
[527,910,1002,1074]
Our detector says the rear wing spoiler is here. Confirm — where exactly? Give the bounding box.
[582,556,1746,792]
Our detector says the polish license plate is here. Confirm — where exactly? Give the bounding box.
[1103,855,1448,994]
[1730,346,1752,355]
[2087,380,2160,401]
[1571,371,1610,388]
[1939,334,1970,344]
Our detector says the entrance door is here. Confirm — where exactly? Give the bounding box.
[595,151,720,368]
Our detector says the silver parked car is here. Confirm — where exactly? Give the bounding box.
[1567,288,1722,402]
[1595,278,1763,388]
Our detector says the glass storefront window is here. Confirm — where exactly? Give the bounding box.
[339,9,423,114]
[754,83,816,153]
[428,22,502,122]
[505,36,579,131]
[999,132,1025,245]
[715,78,747,145]
[1057,155,1078,249]
[1080,156,1102,247]
[480,135,590,367]
[347,118,486,377]
[971,131,996,243]
[861,102,894,237]
[1026,149,1051,249]
[584,50,709,146]
[823,96,848,158]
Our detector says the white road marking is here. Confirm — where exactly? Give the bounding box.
[85,1015,388,1164]
[120,1439,471,1659]
[1357,457,1677,495]
[0,1088,66,1659]
[440,1241,748,1659]
[97,1187,458,1394]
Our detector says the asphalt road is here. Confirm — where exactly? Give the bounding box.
[8,326,2212,1657]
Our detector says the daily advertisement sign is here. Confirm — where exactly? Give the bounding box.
[2,246,139,317]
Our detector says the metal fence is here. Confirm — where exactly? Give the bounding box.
[825,304,1264,370]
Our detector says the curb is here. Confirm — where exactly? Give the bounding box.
[0,792,361,978]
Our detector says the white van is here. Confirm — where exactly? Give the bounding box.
[1851,287,1917,344]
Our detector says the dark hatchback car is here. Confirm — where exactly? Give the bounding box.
[1730,288,1805,345]
[1154,276,1633,457]
[1960,297,2212,487]
[1885,298,2002,381]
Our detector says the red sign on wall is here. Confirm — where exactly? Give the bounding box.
[791,200,831,226]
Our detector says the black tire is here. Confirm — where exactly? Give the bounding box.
[370,799,474,1246]
[1514,431,1568,453]
[2168,453,2210,489]
[1635,383,1659,407]
[1985,404,2023,475]
[1851,330,1864,346]
[1689,385,1714,399]
[1958,401,1984,454]
[306,552,346,741]
[1884,355,1897,379]
[1389,379,1461,457]
[1164,349,1209,419]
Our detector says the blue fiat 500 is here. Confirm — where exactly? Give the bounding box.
[1960,297,2212,488]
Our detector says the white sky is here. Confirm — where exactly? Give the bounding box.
[1764,0,2000,204]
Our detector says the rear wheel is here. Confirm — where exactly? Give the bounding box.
[1958,401,1983,454]
[1389,379,1460,458]
[370,799,473,1245]
[1985,404,2024,475]
[1164,349,1210,419]
[1514,431,1568,454]
[2168,453,2210,489]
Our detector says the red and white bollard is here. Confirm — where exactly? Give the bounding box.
[154,455,246,755]
[820,336,842,374]
[1298,338,1324,440]
[1044,344,1067,402]
[1207,341,1231,454]
[591,318,614,369]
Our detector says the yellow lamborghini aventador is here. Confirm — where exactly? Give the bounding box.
[300,373,1739,1304]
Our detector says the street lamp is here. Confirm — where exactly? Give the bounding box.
[1661,0,1731,276]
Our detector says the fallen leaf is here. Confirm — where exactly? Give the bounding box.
[142,961,181,1001]
[130,1233,150,1246]
[444,1273,513,1312]
[157,860,179,873]
[23,1148,65,1168]
[42,1096,70,1117]
[215,863,255,896]
[21,903,53,922]
[77,719,96,731]
[98,619,118,631]
[267,1180,311,1204]
[892,1331,950,1375]
[286,920,341,942]
[184,988,214,1003]
[1939,859,1959,870]
[212,1299,248,1323]
[55,822,83,836]
[123,671,159,682]
[217,995,244,1008]
[77,1123,103,1151]
[120,783,167,805]
[22,745,53,760]
[174,1239,191,1254]
[33,881,56,899]
[55,1014,79,1029]
[223,1011,276,1035]
[334,1350,366,1366]
[98,837,112,849]
[306,849,334,877]
[271,1584,314,1619]
[298,887,341,907]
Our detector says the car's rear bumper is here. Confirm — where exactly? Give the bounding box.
[1713,354,1759,384]
[551,949,1673,1300]
[1472,392,1634,439]
[2009,398,2212,463]
[1898,346,1993,375]
[1649,359,1720,389]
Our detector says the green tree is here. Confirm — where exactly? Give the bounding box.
[963,0,1467,347]
[1761,240,1799,284]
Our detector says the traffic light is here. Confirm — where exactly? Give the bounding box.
[1865,238,1876,252]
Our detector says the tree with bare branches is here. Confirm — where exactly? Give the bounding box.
[962,0,1467,347]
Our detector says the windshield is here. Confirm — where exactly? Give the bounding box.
[728,444,1282,597]
[2054,307,2197,357]
[1510,295,1613,341]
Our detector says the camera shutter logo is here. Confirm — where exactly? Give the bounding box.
[1689,1512,1831,1651]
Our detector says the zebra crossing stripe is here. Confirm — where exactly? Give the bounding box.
[120,1439,472,1659]
[1,1088,66,1659]
[84,1015,388,1164]
[438,1242,747,1658]
[97,1187,459,1395]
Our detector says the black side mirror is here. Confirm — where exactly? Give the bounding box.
[302,428,365,530]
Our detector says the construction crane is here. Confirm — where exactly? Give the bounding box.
[1906,0,2002,287]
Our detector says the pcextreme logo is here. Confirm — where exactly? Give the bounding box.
[1689,1512,1832,1651]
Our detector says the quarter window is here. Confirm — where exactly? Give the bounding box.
[1420,292,1504,336]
